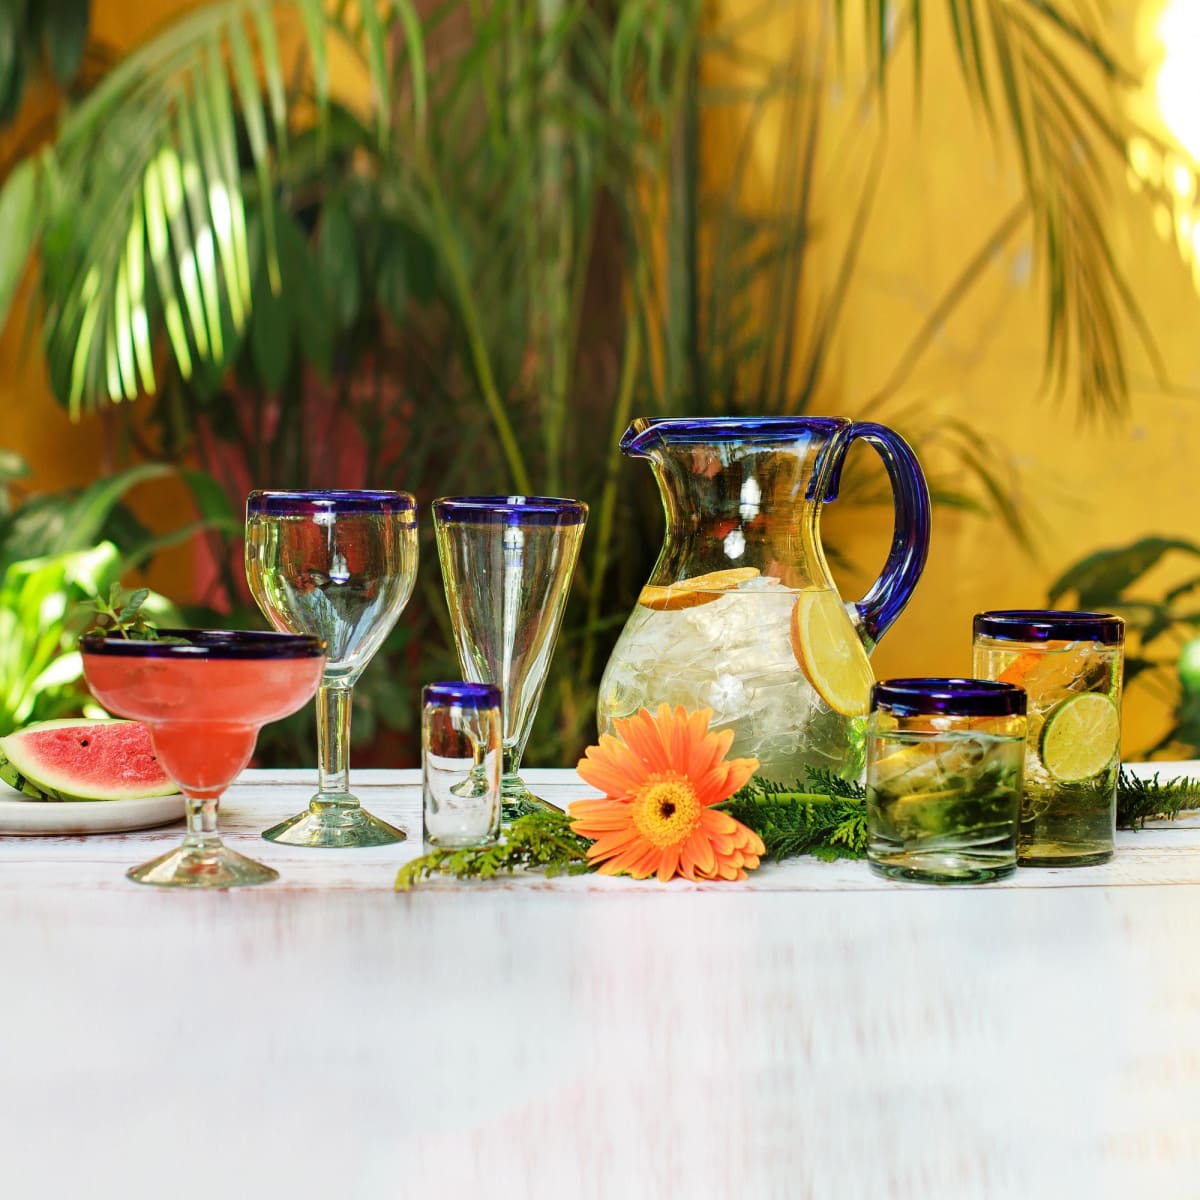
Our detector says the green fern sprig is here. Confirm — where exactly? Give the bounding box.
[395,806,594,890]
[717,768,868,863]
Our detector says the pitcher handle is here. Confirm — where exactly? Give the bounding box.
[839,422,931,648]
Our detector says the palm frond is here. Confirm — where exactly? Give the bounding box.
[31,0,428,414]
[862,0,1147,419]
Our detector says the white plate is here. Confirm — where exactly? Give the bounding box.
[0,779,185,835]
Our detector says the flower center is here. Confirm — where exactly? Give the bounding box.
[632,773,702,848]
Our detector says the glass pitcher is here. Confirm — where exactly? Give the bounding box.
[597,416,931,783]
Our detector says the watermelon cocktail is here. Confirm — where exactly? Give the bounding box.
[80,630,326,888]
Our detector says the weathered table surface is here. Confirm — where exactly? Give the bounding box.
[3,763,1200,1199]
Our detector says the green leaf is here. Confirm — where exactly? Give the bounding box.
[42,463,236,559]
[249,267,291,391]
[295,0,329,150]
[200,33,249,329]
[250,5,288,154]
[375,235,408,324]
[1048,538,1200,608]
[0,0,24,119]
[141,155,194,380]
[175,79,225,363]
[226,14,279,292]
[317,194,361,330]
[358,0,390,147]
[0,158,39,333]
[117,588,151,622]
[392,0,428,135]
[44,0,90,85]
[275,200,331,376]
[400,224,436,305]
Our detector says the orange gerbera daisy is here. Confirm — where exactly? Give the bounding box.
[569,704,765,883]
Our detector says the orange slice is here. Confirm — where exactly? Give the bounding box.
[789,589,874,716]
[638,567,761,612]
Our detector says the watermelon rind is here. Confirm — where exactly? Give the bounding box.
[0,718,179,802]
[0,751,67,801]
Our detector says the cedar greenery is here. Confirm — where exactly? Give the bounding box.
[1116,768,1200,831]
[719,772,869,863]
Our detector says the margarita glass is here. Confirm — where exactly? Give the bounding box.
[80,630,326,888]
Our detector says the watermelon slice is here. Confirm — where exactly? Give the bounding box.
[0,718,179,802]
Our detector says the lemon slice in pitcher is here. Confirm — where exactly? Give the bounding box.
[638,567,760,612]
[1039,692,1120,782]
[789,589,873,716]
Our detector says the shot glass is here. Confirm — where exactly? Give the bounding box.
[422,682,503,849]
[973,610,1124,867]
[866,678,1027,884]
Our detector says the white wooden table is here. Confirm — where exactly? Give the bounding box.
[2,764,1200,1199]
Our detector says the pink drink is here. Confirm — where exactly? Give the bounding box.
[80,630,326,888]
[85,654,324,797]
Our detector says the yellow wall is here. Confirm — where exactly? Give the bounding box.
[5,1,1199,755]
[717,0,1200,755]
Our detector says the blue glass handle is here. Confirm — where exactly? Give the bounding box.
[834,422,931,649]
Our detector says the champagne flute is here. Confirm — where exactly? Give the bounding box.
[81,630,326,888]
[433,496,587,817]
[246,490,418,847]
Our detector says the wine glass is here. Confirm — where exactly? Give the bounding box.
[80,630,326,888]
[245,490,418,847]
[433,496,587,817]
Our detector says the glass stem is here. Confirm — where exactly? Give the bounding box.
[184,793,221,848]
[502,745,520,779]
[316,682,354,803]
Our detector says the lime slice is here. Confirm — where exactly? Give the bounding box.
[789,589,873,717]
[1038,692,1120,782]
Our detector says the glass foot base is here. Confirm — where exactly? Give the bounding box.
[870,858,1016,885]
[501,773,555,822]
[128,841,278,889]
[1019,849,1113,868]
[263,798,406,848]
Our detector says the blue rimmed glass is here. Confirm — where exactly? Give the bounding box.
[433,496,587,818]
[80,630,326,888]
[422,682,502,848]
[246,489,419,848]
[866,677,1027,885]
[974,609,1124,867]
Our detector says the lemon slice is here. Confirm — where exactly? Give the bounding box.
[789,589,873,716]
[1038,692,1120,782]
[638,567,760,612]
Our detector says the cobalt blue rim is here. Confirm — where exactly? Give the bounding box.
[621,416,850,457]
[247,490,417,517]
[872,677,1027,718]
[80,629,327,659]
[973,610,1124,645]
[432,496,588,527]
[423,682,502,708]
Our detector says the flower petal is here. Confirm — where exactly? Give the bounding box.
[656,844,682,882]
[684,827,716,876]
[576,736,648,798]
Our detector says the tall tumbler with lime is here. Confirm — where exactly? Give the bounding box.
[973,611,1124,867]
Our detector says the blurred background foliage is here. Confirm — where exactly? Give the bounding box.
[0,0,1198,764]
